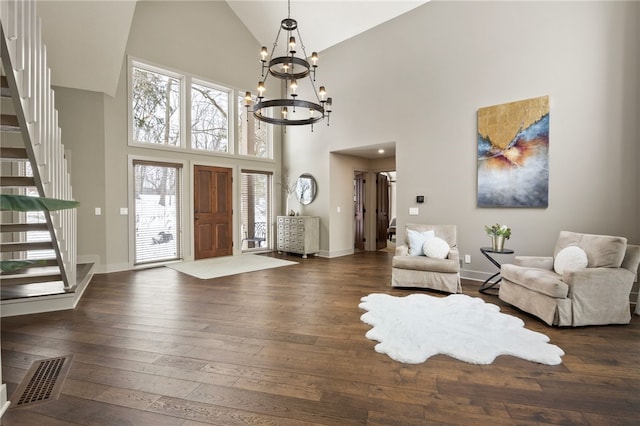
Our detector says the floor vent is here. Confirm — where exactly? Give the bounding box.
[10,354,73,409]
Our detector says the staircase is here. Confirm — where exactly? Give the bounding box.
[1,0,94,317]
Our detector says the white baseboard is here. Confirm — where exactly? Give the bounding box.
[460,268,492,282]
[0,384,9,418]
[324,248,355,258]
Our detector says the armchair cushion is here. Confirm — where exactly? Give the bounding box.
[554,246,588,274]
[407,229,434,256]
[393,254,459,274]
[501,264,569,298]
[514,256,554,270]
[423,237,449,259]
[554,231,627,268]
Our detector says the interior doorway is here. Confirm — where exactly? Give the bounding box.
[354,171,366,251]
[375,172,390,250]
[353,170,396,252]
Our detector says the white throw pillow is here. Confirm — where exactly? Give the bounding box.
[423,237,450,259]
[554,246,588,274]
[407,229,435,256]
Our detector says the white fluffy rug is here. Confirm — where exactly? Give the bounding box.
[167,254,297,279]
[359,293,564,365]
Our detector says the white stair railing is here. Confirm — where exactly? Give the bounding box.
[1,0,77,288]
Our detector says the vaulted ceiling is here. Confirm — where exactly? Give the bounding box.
[35,1,428,97]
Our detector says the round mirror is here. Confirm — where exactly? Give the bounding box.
[295,173,317,205]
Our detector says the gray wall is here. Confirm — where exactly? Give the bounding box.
[52,1,639,279]
[53,87,107,264]
[55,1,280,272]
[284,1,640,280]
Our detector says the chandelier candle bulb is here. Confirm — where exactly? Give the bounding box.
[311,52,318,66]
[260,46,268,61]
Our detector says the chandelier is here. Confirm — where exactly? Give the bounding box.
[244,0,332,127]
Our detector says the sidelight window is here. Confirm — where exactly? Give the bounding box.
[133,160,183,264]
[240,170,272,251]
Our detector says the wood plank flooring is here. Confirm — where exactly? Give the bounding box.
[1,250,639,425]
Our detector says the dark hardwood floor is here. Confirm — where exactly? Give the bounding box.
[1,251,639,425]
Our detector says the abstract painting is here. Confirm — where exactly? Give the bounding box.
[477,96,549,207]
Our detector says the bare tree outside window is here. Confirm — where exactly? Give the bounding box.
[192,82,229,152]
[238,94,271,158]
[132,67,180,146]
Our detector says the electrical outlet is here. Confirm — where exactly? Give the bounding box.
[464,254,471,264]
[409,207,419,215]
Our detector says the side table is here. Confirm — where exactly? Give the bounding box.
[479,247,514,294]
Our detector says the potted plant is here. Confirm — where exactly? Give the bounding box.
[484,223,511,251]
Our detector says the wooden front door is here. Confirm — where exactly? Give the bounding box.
[376,173,390,250]
[354,171,365,251]
[194,165,233,259]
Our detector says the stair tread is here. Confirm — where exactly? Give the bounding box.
[0,114,20,132]
[0,281,68,300]
[0,176,36,187]
[0,147,28,160]
[0,259,59,274]
[1,223,49,232]
[1,241,53,252]
[0,76,11,98]
[0,263,93,301]
[1,274,63,286]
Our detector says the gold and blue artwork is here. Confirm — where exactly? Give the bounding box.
[477,95,549,208]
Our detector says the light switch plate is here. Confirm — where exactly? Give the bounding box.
[409,207,419,215]
[94,207,101,216]
[120,207,128,215]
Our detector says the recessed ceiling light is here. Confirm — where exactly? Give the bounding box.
[378,149,385,154]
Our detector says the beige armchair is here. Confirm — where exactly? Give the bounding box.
[499,231,640,326]
[391,224,462,293]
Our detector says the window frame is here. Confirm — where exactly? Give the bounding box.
[190,78,233,154]
[128,58,186,150]
[240,169,274,252]
[128,56,274,161]
[129,155,186,267]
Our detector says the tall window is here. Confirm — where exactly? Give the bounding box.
[130,59,272,158]
[241,171,272,251]
[133,160,183,264]
[191,81,230,152]
[238,94,271,158]
[131,65,181,146]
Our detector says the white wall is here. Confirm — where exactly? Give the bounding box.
[284,1,640,279]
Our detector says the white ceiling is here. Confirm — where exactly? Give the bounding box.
[226,1,429,55]
[35,1,428,97]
